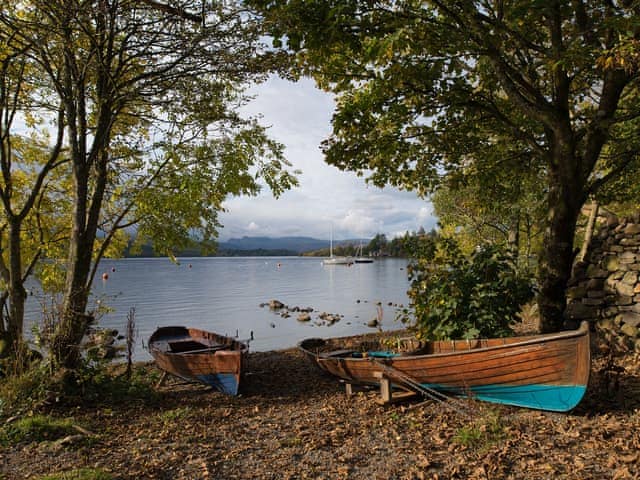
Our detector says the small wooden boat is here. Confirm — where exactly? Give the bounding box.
[299,321,590,412]
[149,326,248,395]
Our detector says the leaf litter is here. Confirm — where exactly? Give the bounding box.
[1,331,639,480]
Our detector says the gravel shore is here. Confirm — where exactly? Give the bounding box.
[1,332,639,479]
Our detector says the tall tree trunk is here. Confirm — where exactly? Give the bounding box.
[5,219,27,357]
[50,150,108,369]
[51,231,95,369]
[537,174,583,333]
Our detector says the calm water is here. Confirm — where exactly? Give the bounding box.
[25,257,411,360]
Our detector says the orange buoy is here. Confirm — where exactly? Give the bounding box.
[102,273,109,280]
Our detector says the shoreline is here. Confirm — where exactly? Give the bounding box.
[2,332,640,479]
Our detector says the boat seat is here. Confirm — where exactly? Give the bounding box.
[169,340,225,353]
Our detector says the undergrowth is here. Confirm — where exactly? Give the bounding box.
[0,362,160,419]
[0,415,77,445]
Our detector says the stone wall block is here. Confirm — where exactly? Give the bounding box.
[621,323,639,338]
[604,256,620,271]
[586,278,604,290]
[611,271,625,280]
[568,286,588,300]
[587,290,605,299]
[602,306,619,318]
[605,277,619,293]
[617,312,640,328]
[620,238,640,247]
[617,283,636,297]
[620,251,637,263]
[623,224,640,235]
[587,265,609,278]
[565,302,598,320]
[621,271,638,285]
[583,297,604,306]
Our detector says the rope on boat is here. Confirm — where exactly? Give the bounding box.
[369,358,474,418]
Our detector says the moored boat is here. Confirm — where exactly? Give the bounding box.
[149,326,248,395]
[299,321,590,412]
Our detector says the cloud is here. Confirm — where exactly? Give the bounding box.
[219,76,437,241]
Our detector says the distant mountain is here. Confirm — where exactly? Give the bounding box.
[218,236,331,254]
[124,236,367,257]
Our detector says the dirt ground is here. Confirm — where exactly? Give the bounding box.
[1,330,639,480]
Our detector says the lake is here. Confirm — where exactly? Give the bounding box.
[25,257,412,361]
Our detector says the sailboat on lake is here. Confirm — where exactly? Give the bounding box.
[354,240,373,263]
[323,227,353,265]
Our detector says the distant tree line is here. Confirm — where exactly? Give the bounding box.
[304,228,438,258]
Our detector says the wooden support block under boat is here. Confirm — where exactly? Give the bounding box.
[373,371,418,405]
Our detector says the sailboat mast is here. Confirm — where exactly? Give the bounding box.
[329,226,333,257]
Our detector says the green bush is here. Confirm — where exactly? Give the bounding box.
[404,238,534,340]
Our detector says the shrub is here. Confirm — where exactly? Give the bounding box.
[404,238,534,340]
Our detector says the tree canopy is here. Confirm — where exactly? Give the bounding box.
[252,0,640,332]
[0,0,297,366]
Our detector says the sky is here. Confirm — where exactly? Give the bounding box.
[218,76,437,242]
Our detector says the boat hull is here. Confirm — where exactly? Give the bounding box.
[149,326,248,395]
[300,322,590,412]
[323,256,353,265]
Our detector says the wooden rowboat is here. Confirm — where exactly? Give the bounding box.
[149,326,248,395]
[299,321,590,412]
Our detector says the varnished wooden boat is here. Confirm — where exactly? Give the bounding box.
[299,321,590,412]
[149,326,248,395]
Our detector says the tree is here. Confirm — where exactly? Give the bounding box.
[367,233,387,256]
[432,145,545,269]
[2,0,297,368]
[0,16,68,359]
[252,0,640,332]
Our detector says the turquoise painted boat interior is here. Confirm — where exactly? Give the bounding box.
[419,383,587,412]
[197,373,239,396]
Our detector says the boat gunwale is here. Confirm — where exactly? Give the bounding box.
[149,326,249,357]
[298,321,590,362]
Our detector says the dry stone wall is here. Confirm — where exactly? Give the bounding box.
[566,216,640,351]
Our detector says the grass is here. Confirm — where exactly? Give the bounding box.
[158,406,192,423]
[453,410,507,450]
[0,363,52,417]
[38,468,114,480]
[0,415,78,445]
